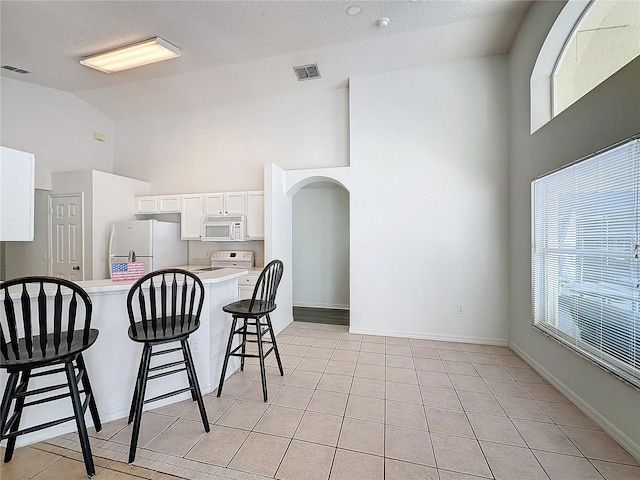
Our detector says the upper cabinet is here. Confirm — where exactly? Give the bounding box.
[180,194,204,240]
[134,194,181,214]
[134,190,263,241]
[246,191,264,240]
[203,193,224,216]
[0,146,35,241]
[203,192,247,216]
[157,195,181,213]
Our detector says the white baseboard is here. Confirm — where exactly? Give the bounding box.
[510,342,640,462]
[348,326,509,347]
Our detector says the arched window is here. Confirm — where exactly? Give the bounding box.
[531,0,640,133]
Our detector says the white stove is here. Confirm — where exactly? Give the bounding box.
[210,250,254,268]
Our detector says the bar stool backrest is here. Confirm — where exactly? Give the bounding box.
[126,269,205,338]
[0,276,93,364]
[248,260,284,313]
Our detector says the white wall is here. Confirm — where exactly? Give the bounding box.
[349,56,510,344]
[0,78,114,189]
[113,89,349,194]
[292,184,349,309]
[265,163,294,334]
[0,242,4,280]
[4,190,51,279]
[509,1,640,458]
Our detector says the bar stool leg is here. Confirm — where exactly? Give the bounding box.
[240,318,248,371]
[255,317,268,402]
[128,346,147,424]
[0,372,19,461]
[265,314,284,376]
[129,344,152,464]
[65,360,95,478]
[76,354,102,432]
[182,339,210,432]
[217,317,238,397]
[181,339,198,402]
[3,370,31,463]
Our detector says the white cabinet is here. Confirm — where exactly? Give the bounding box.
[157,195,181,213]
[203,192,247,216]
[134,196,158,214]
[135,190,263,242]
[180,194,203,240]
[203,193,224,215]
[238,271,260,300]
[0,146,35,241]
[134,194,181,214]
[225,192,247,215]
[246,191,264,240]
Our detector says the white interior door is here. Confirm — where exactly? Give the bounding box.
[49,194,84,280]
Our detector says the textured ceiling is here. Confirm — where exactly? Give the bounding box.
[0,1,534,119]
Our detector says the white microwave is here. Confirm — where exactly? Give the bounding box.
[202,215,247,242]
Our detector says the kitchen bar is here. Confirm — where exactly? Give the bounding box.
[3,267,246,448]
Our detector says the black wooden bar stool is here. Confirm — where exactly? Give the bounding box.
[126,269,209,463]
[0,276,101,478]
[217,260,284,402]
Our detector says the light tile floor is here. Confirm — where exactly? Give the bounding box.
[2,321,639,480]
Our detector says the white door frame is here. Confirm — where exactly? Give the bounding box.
[48,193,85,280]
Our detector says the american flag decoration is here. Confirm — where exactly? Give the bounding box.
[112,262,146,281]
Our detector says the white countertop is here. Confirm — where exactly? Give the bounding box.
[76,267,248,294]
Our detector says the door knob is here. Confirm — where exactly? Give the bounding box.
[72,266,80,271]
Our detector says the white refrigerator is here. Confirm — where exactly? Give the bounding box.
[108,220,187,278]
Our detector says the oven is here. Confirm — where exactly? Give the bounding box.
[210,250,257,299]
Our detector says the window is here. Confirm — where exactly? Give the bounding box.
[532,134,640,387]
[530,0,640,133]
[553,0,640,117]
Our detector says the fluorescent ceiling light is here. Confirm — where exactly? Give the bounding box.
[80,37,180,73]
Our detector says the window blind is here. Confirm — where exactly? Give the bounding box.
[532,134,640,388]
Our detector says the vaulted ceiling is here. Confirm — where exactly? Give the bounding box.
[1,1,534,119]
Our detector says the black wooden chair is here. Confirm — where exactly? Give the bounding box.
[217,260,284,402]
[126,269,209,463]
[0,276,101,478]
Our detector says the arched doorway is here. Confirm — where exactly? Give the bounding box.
[264,164,351,334]
[292,181,350,325]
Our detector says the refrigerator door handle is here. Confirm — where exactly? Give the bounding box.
[128,250,136,262]
[108,225,115,259]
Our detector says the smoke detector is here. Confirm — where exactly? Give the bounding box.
[293,64,321,81]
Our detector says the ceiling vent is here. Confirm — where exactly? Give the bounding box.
[1,65,30,74]
[294,64,320,81]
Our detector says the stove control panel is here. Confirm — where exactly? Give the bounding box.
[210,250,254,267]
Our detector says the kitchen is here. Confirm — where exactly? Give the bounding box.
[1,1,640,478]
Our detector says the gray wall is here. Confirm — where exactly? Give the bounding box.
[509,0,640,456]
[292,184,350,309]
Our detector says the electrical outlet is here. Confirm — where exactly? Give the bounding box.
[457,305,464,314]
[191,340,199,353]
